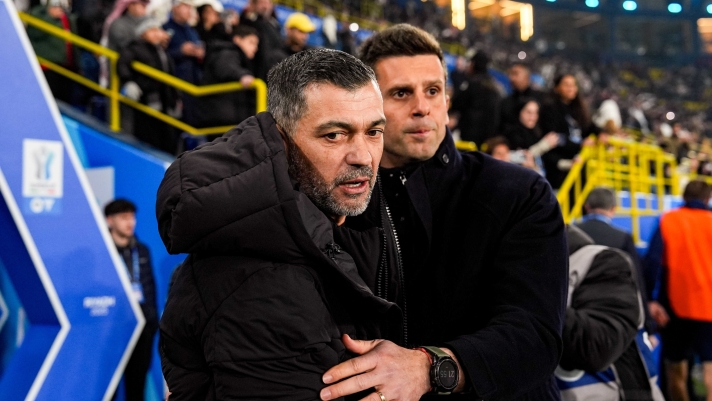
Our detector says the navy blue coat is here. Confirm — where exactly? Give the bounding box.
[350,132,569,400]
[163,18,202,85]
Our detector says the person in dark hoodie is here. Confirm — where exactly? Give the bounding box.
[196,25,259,132]
[157,49,403,400]
[500,62,545,131]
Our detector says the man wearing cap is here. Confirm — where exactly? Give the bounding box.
[260,12,315,80]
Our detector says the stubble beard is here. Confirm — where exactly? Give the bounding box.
[286,141,374,217]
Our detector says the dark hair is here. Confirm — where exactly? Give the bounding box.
[267,48,377,135]
[683,180,712,203]
[585,187,617,211]
[470,51,489,74]
[104,199,137,217]
[483,136,510,155]
[509,61,531,71]
[358,24,445,77]
[552,74,591,130]
[232,24,258,39]
[516,96,539,116]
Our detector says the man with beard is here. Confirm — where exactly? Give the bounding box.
[320,24,568,401]
[157,49,402,400]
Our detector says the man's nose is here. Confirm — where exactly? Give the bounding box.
[412,91,430,117]
[345,135,373,167]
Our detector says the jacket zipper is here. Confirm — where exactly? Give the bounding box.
[378,173,409,347]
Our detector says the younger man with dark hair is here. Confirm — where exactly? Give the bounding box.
[321,24,567,401]
[105,199,158,401]
[197,25,259,130]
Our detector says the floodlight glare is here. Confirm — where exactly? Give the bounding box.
[585,0,599,7]
[622,0,637,11]
[708,4,712,14]
[668,2,682,13]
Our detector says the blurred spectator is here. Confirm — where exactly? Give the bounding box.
[195,0,231,45]
[483,136,511,162]
[644,180,712,401]
[163,0,203,85]
[559,225,663,401]
[118,18,179,154]
[240,0,282,79]
[163,0,203,126]
[196,25,258,132]
[106,0,149,53]
[282,12,315,56]
[540,74,600,189]
[26,0,79,104]
[74,0,114,43]
[502,97,559,158]
[450,50,501,145]
[261,12,316,74]
[105,199,158,401]
[500,62,545,132]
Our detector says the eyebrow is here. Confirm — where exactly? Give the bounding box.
[388,79,444,92]
[316,118,386,132]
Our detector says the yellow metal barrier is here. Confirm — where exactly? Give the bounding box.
[557,137,680,243]
[455,141,478,152]
[19,11,266,136]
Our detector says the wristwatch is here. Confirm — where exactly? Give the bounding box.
[419,346,460,394]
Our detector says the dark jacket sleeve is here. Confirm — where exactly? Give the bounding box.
[560,250,640,372]
[117,44,136,84]
[445,175,568,400]
[643,225,664,301]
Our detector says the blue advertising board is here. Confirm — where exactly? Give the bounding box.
[0,1,143,400]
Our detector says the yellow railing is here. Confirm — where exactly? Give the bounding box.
[20,11,266,136]
[557,137,680,243]
[455,141,478,152]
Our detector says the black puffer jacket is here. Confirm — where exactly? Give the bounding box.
[156,112,401,400]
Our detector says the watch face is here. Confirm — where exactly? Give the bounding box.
[437,360,458,390]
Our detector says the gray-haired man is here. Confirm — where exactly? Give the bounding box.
[157,49,399,400]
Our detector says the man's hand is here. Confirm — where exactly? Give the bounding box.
[240,75,255,88]
[320,334,431,401]
[649,301,670,328]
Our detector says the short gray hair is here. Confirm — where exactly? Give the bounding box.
[585,187,617,211]
[267,48,377,136]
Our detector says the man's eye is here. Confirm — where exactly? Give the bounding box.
[428,88,440,95]
[394,90,407,98]
[367,129,383,137]
[325,133,341,140]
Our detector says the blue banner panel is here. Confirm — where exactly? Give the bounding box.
[0,1,143,400]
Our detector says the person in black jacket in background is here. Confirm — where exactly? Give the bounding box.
[539,74,600,189]
[450,50,501,146]
[240,0,283,79]
[196,25,259,133]
[105,199,158,401]
[158,49,402,400]
[559,225,663,401]
[500,62,545,131]
[320,24,568,401]
[118,18,178,154]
